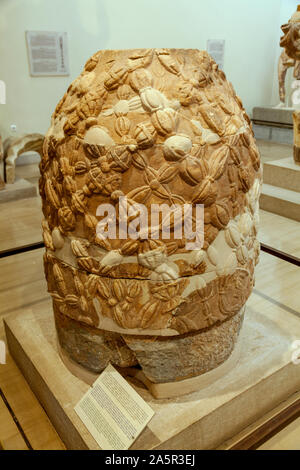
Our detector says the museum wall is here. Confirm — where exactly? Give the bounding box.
[0,0,298,139]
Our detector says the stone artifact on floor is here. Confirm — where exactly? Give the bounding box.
[3,133,44,184]
[278,5,300,108]
[280,5,300,164]
[39,48,262,395]
[277,49,300,107]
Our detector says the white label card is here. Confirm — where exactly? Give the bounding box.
[74,364,154,450]
[26,31,69,76]
[207,39,225,69]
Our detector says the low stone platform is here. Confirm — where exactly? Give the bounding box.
[4,301,300,450]
[260,157,300,221]
[252,107,294,145]
[0,178,36,203]
[253,106,293,127]
[264,157,300,191]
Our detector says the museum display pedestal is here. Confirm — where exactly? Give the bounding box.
[260,157,300,221]
[0,178,36,203]
[252,107,293,144]
[4,302,300,450]
[253,106,293,127]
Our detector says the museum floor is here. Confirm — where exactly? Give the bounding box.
[0,140,299,450]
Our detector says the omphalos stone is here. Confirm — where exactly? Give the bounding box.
[40,49,261,394]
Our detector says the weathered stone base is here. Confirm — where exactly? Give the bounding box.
[57,338,242,399]
[55,306,244,384]
[54,307,138,370]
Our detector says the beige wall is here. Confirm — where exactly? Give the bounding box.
[0,0,296,139]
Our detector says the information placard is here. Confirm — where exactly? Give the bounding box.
[75,364,154,450]
[207,39,225,69]
[26,31,69,76]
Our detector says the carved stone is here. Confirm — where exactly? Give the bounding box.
[280,7,300,164]
[40,49,261,393]
[280,7,300,61]
[277,50,297,105]
[3,133,44,184]
[278,6,300,106]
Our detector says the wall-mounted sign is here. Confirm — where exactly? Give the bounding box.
[207,39,225,70]
[26,31,69,76]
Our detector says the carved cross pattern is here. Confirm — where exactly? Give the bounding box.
[126,164,180,204]
[96,278,141,329]
[151,278,188,303]
[139,278,188,328]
